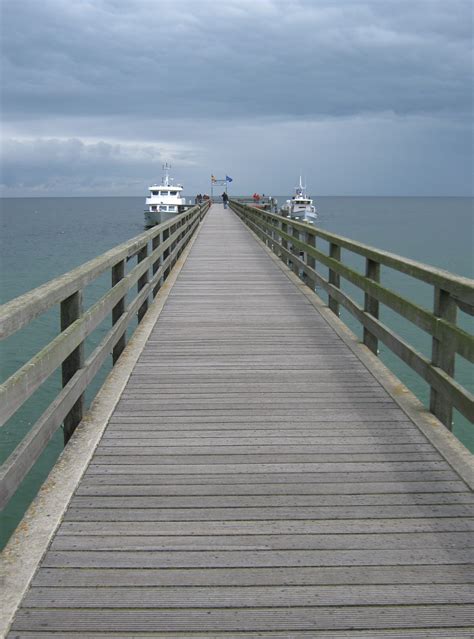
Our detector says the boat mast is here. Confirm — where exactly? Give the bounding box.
[297,174,306,198]
[162,162,171,187]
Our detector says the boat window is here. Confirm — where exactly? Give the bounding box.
[151,206,157,211]
[170,191,177,196]
[152,191,159,196]
[169,206,177,211]
[159,205,167,211]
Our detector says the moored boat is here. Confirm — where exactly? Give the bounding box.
[280,177,318,224]
[144,163,187,227]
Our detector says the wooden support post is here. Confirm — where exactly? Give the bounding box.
[281,220,288,265]
[259,212,265,244]
[430,287,457,429]
[170,223,177,267]
[177,219,184,257]
[111,260,126,364]
[291,225,300,276]
[271,219,279,254]
[256,211,264,242]
[162,229,171,280]
[137,243,149,323]
[264,214,271,248]
[306,232,316,291]
[60,291,84,444]
[363,258,380,354]
[152,233,162,297]
[328,243,341,315]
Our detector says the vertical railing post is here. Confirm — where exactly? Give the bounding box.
[264,214,271,248]
[291,224,300,275]
[260,212,267,245]
[430,287,457,429]
[180,216,187,256]
[363,258,380,354]
[183,213,192,251]
[61,291,84,444]
[174,220,180,260]
[162,228,171,280]
[305,231,317,291]
[328,243,341,315]
[137,241,149,323]
[152,232,162,298]
[281,220,289,266]
[271,218,278,254]
[256,210,264,241]
[171,222,178,267]
[112,259,126,364]
[275,217,283,259]
[262,213,268,244]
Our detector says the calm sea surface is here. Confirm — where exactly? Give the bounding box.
[1,196,473,548]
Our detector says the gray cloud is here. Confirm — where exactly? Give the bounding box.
[2,112,471,196]
[0,137,198,194]
[2,0,471,120]
[1,0,472,195]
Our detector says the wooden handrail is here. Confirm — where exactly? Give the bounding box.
[230,200,474,429]
[0,202,209,509]
[0,207,208,340]
[230,202,474,306]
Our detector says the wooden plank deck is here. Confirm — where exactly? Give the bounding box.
[8,204,474,637]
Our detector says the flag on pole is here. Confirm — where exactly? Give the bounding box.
[226,175,233,182]
[211,175,216,183]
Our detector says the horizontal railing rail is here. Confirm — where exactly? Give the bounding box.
[0,202,209,508]
[230,199,474,430]
[230,195,273,205]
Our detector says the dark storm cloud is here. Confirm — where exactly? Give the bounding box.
[2,0,471,121]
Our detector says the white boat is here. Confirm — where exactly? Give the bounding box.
[144,163,186,227]
[281,177,318,224]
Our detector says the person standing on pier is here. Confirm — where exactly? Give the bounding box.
[222,191,229,209]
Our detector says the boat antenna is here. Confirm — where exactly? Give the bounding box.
[162,162,171,187]
[298,173,306,195]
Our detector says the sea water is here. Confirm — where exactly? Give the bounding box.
[1,196,473,548]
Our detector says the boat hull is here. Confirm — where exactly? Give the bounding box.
[280,208,318,225]
[290,210,318,225]
[144,206,191,228]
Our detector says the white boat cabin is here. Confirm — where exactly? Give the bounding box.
[145,163,186,227]
[281,177,318,224]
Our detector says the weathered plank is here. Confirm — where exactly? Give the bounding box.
[7,629,474,638]
[9,605,474,632]
[69,493,474,508]
[22,583,474,608]
[80,469,462,484]
[75,480,469,496]
[32,564,474,587]
[62,504,474,521]
[56,517,474,535]
[50,531,474,551]
[85,461,452,474]
[36,547,474,569]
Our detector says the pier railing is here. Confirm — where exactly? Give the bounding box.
[0,202,209,509]
[230,200,474,430]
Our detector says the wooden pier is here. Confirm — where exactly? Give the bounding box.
[1,203,473,637]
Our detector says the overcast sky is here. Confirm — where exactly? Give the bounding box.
[1,0,472,196]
